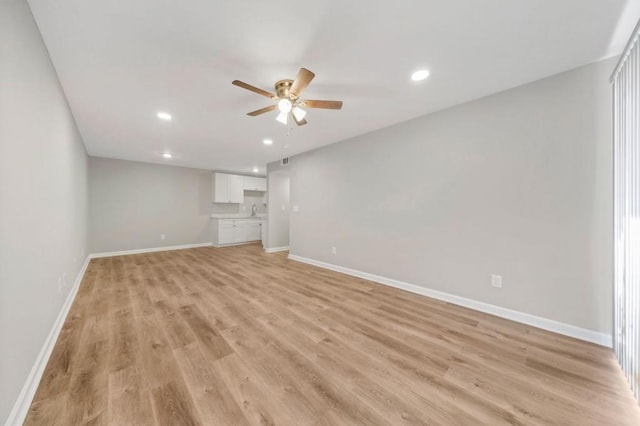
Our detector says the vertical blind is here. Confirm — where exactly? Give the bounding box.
[612,18,640,402]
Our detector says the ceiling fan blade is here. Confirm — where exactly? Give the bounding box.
[247,105,277,116]
[289,68,315,97]
[232,80,275,99]
[301,99,343,110]
[292,113,308,126]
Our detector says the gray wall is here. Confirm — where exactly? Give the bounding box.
[0,0,89,421]
[267,171,290,249]
[89,157,213,253]
[278,57,616,334]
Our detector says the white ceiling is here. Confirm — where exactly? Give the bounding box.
[28,0,639,174]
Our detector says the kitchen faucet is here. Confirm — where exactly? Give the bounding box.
[251,204,257,216]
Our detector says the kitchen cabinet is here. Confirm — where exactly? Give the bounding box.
[213,219,262,247]
[243,176,267,192]
[217,221,235,244]
[213,173,244,203]
[228,175,245,202]
[234,221,261,242]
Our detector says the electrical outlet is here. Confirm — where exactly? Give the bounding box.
[160,234,166,240]
[293,205,300,212]
[331,246,337,255]
[491,274,502,288]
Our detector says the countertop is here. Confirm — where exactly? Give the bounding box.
[210,215,266,222]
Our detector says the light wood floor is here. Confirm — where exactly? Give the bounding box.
[25,244,639,425]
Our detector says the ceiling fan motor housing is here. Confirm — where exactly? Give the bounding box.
[275,79,295,100]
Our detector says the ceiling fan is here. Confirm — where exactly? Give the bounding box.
[232,68,343,126]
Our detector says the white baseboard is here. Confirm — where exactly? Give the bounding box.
[90,242,212,258]
[288,254,612,348]
[4,256,91,426]
[265,246,290,253]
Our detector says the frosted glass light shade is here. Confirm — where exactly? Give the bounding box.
[278,98,292,113]
[276,112,288,124]
[292,107,306,121]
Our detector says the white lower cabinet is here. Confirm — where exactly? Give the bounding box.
[234,222,261,242]
[218,222,235,244]
[214,219,261,246]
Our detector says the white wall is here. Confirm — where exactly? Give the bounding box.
[89,157,214,253]
[277,57,616,334]
[0,0,89,422]
[266,171,290,249]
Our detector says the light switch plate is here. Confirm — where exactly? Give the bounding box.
[491,274,502,288]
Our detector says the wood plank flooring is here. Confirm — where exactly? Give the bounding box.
[25,244,640,425]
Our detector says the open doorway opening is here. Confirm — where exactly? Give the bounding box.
[265,170,290,252]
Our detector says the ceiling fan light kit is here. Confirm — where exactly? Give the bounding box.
[292,106,306,121]
[275,112,288,125]
[277,98,292,113]
[232,68,343,127]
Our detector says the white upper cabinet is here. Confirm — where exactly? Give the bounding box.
[212,172,244,203]
[244,176,267,192]
[228,174,245,203]
[213,173,266,203]
[213,173,229,202]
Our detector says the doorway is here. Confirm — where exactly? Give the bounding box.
[265,170,290,252]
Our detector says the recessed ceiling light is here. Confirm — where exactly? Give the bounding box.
[252,167,259,173]
[162,152,172,159]
[411,69,430,81]
[263,139,273,145]
[157,112,172,120]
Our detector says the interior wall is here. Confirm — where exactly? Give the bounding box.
[0,0,89,422]
[266,171,290,249]
[88,157,212,253]
[276,57,616,334]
